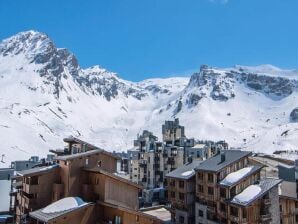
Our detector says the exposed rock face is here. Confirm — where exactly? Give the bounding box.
[290,108,298,122]
[236,72,296,99]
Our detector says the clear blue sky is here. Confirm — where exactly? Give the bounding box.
[0,0,297,81]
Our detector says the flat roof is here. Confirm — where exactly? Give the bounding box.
[195,150,252,172]
[230,177,282,207]
[16,164,59,177]
[166,160,203,180]
[84,167,143,189]
[29,198,93,222]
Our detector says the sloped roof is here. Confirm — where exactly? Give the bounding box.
[195,150,252,172]
[16,164,59,177]
[29,197,93,222]
[219,165,264,187]
[84,167,143,189]
[230,178,282,207]
[166,160,203,180]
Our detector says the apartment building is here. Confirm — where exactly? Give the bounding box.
[129,119,222,206]
[194,150,282,224]
[12,136,171,224]
[166,160,202,224]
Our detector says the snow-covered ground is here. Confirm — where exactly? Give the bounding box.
[0,30,297,167]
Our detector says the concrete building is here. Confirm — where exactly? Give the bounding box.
[129,119,221,206]
[11,136,170,224]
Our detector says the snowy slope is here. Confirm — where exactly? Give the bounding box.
[0,30,297,167]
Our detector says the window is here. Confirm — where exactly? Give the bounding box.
[85,158,89,166]
[97,160,102,167]
[208,187,214,195]
[208,173,214,183]
[198,185,204,193]
[179,216,185,224]
[198,210,204,217]
[179,181,184,189]
[179,193,184,201]
[220,188,226,198]
[170,191,176,198]
[115,216,121,224]
[242,208,247,219]
[170,180,175,187]
[230,206,238,217]
[220,203,226,212]
[230,186,236,198]
[197,172,203,180]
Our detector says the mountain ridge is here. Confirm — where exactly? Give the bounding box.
[0,30,297,167]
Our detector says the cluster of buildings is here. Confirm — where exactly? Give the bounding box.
[166,150,298,224]
[6,137,171,224]
[0,118,297,224]
[126,119,227,206]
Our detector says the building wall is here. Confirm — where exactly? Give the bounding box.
[98,204,163,224]
[88,172,139,211]
[47,204,95,224]
[59,151,117,197]
[280,197,297,224]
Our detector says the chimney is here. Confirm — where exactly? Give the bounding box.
[220,151,226,163]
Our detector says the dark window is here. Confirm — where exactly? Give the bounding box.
[30,176,38,185]
[242,208,247,219]
[197,172,203,180]
[179,216,185,224]
[170,180,175,187]
[230,206,238,217]
[171,191,176,198]
[208,187,214,195]
[198,210,204,217]
[179,193,185,201]
[208,173,214,183]
[179,181,184,188]
[230,186,236,198]
[220,188,226,198]
[220,203,226,212]
[198,185,204,193]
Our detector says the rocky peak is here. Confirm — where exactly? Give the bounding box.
[185,65,235,105]
[0,31,54,59]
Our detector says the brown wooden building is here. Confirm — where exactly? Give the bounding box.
[166,160,202,224]
[12,137,171,224]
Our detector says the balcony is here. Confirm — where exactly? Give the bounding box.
[260,214,271,222]
[23,183,39,194]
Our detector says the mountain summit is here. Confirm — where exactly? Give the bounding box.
[0,31,297,166]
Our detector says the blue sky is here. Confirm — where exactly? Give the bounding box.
[0,0,297,81]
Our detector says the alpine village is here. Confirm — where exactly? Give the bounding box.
[0,119,296,224]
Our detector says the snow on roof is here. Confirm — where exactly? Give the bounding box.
[181,170,195,177]
[220,166,253,186]
[143,207,171,221]
[42,197,87,214]
[232,185,261,204]
[231,178,282,206]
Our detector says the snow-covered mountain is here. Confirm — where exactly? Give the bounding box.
[0,30,297,167]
